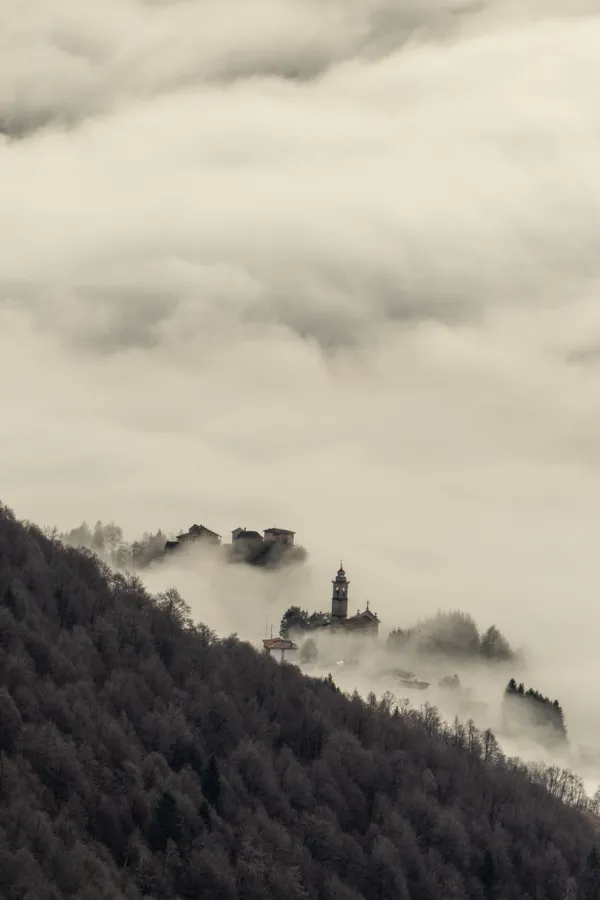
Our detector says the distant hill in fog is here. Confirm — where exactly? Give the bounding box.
[387,610,519,664]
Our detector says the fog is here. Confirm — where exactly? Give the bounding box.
[3,0,600,783]
[127,540,600,791]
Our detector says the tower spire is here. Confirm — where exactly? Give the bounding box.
[331,561,349,622]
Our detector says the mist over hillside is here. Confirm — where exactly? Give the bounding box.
[54,515,600,795]
[3,503,600,899]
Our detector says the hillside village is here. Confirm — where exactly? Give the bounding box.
[267,563,569,755]
[264,562,381,660]
[163,522,307,569]
[165,523,296,552]
[59,517,568,755]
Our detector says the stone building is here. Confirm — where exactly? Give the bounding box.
[164,523,221,552]
[231,528,264,549]
[324,563,380,636]
[263,527,295,546]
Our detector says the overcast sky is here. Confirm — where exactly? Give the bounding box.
[4,0,600,701]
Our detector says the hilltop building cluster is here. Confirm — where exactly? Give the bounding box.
[165,530,378,657]
[265,562,381,662]
[165,523,296,553]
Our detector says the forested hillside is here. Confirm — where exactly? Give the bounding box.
[1,503,600,900]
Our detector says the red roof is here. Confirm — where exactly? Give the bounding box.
[263,638,298,651]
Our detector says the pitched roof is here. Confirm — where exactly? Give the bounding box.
[233,530,262,540]
[342,610,380,630]
[190,523,220,536]
[263,638,298,651]
[177,524,221,540]
[349,608,379,622]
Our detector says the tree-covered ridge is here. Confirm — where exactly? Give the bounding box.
[503,678,568,746]
[57,519,308,572]
[387,610,516,663]
[0,502,599,899]
[280,606,331,638]
[225,536,308,570]
[54,520,168,570]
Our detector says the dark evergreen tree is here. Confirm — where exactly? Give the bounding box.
[504,679,567,745]
[280,606,330,638]
[202,755,221,811]
[148,791,182,853]
[579,847,600,899]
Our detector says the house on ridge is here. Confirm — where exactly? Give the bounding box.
[263,527,295,546]
[177,524,221,544]
[164,523,222,552]
[263,637,298,663]
[232,527,264,546]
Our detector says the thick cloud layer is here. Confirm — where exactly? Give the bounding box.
[3,0,600,760]
[0,0,514,135]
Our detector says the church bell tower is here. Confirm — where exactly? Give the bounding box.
[331,562,349,622]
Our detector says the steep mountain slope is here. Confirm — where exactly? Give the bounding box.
[0,503,598,900]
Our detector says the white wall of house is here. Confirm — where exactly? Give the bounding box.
[268,647,298,664]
